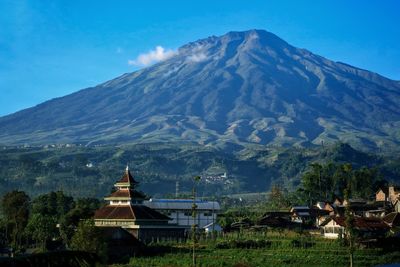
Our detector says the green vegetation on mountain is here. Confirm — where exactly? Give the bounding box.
[0,142,398,199]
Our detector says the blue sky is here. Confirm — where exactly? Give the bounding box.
[1,0,399,116]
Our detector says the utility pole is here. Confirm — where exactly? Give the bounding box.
[343,165,354,267]
[175,180,180,198]
[192,176,201,267]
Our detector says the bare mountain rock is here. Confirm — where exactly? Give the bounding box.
[1,30,399,151]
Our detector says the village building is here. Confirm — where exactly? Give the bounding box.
[389,186,400,203]
[143,198,220,228]
[257,211,298,229]
[290,206,329,227]
[394,200,400,213]
[290,206,311,224]
[342,198,367,207]
[333,197,343,205]
[333,199,391,218]
[318,201,339,216]
[376,188,390,202]
[320,216,389,239]
[94,166,186,243]
[376,186,400,204]
[383,212,400,229]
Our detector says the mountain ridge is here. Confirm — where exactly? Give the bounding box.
[1,29,400,151]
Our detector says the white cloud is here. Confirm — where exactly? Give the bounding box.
[187,52,208,63]
[128,46,177,66]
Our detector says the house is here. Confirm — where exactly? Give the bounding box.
[363,202,392,218]
[389,186,400,203]
[334,200,391,218]
[376,186,400,204]
[333,196,343,206]
[376,187,389,202]
[94,166,186,243]
[320,217,345,239]
[290,206,329,227]
[394,200,400,213]
[383,212,400,228]
[231,218,253,230]
[290,206,311,224]
[320,216,389,239]
[257,212,299,229]
[143,198,220,228]
[343,198,367,207]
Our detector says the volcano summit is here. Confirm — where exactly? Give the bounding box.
[1,30,400,151]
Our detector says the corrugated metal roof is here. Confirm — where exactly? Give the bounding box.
[144,199,221,211]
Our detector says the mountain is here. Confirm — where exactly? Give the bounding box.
[1,29,400,151]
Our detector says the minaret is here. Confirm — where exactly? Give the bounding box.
[94,166,172,236]
[104,165,146,205]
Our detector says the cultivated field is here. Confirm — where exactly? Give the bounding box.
[113,230,400,267]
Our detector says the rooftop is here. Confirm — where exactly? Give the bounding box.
[144,198,221,211]
[321,216,389,230]
[115,166,139,186]
[94,204,170,221]
[105,189,147,200]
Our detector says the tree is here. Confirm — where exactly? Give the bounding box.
[31,191,74,219]
[70,219,107,262]
[267,185,289,210]
[1,191,30,251]
[301,163,330,205]
[59,197,101,246]
[352,167,380,199]
[25,213,57,251]
[333,164,351,198]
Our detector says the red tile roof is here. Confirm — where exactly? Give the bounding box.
[106,189,147,200]
[94,205,170,221]
[116,169,139,185]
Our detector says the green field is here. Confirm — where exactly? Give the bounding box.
[112,231,400,267]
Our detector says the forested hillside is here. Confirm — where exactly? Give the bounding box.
[0,143,399,199]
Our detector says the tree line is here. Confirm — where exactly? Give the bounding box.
[266,162,388,209]
[0,190,106,258]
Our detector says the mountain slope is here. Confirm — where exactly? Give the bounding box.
[1,29,400,151]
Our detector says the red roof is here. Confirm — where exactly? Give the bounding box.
[94,205,170,221]
[105,189,147,200]
[116,169,139,185]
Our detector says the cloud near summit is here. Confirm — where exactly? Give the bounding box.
[129,46,176,66]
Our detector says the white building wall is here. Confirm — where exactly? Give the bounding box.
[143,199,220,228]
